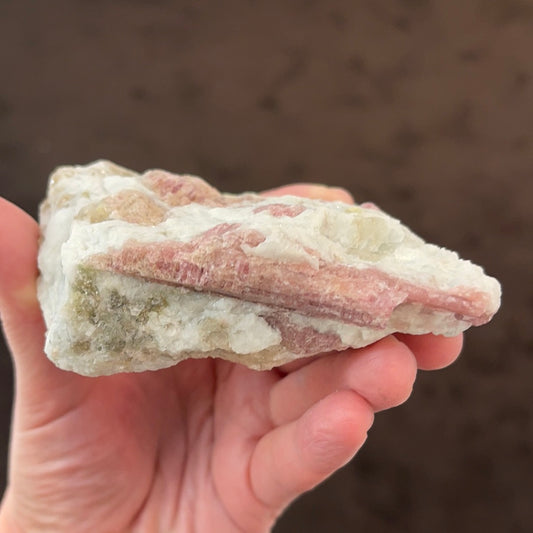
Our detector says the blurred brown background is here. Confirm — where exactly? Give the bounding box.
[0,1,531,531]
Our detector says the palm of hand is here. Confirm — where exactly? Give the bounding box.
[11,359,281,532]
[9,353,372,533]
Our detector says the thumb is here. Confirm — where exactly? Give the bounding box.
[0,198,88,412]
[0,198,45,361]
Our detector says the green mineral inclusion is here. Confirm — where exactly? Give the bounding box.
[70,265,168,355]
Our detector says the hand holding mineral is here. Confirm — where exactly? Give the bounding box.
[0,179,472,532]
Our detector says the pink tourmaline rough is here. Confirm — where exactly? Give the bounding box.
[37,161,501,376]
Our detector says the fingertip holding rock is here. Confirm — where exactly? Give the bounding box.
[270,336,418,425]
[295,184,355,204]
[395,333,464,371]
[341,336,416,411]
[0,198,41,315]
[262,183,354,203]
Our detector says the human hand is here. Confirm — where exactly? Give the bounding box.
[0,187,462,533]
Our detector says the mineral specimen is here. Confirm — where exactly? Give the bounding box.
[37,161,501,376]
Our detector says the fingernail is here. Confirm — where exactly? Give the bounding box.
[305,185,354,203]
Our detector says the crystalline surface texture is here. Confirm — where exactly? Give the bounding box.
[37,161,501,376]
